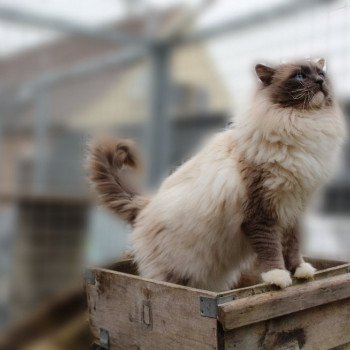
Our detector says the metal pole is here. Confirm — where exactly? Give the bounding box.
[9,47,146,105]
[172,0,338,47]
[33,86,51,193]
[0,5,150,47]
[146,43,172,187]
[0,118,2,195]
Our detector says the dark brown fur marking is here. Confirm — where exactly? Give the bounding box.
[165,271,190,286]
[256,61,333,109]
[239,158,285,272]
[282,226,303,273]
[239,157,305,274]
[88,138,149,225]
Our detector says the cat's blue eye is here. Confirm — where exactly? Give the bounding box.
[294,73,305,81]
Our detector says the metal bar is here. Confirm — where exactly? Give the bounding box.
[173,0,337,46]
[0,0,213,109]
[33,87,50,193]
[36,45,146,86]
[0,0,333,52]
[146,44,172,186]
[160,0,215,41]
[0,116,2,191]
[99,328,109,349]
[0,47,147,138]
[0,5,151,47]
[13,46,147,102]
[200,295,235,318]
[84,269,96,285]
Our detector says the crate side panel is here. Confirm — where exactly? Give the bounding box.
[224,297,350,350]
[86,269,218,350]
[219,273,350,330]
[218,262,350,300]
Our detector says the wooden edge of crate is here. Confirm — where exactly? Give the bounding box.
[108,255,347,274]
[92,257,350,305]
[85,267,219,349]
[304,256,347,269]
[85,266,218,297]
[217,262,350,299]
[217,272,350,330]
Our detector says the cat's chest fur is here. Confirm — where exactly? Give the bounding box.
[236,105,345,224]
[253,139,334,225]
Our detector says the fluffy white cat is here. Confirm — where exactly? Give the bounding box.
[89,59,346,291]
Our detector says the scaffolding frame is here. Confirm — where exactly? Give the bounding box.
[0,0,336,186]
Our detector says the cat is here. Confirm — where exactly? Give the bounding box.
[88,59,346,291]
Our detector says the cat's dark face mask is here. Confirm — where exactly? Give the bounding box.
[255,59,333,110]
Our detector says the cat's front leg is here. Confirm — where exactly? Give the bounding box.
[283,226,316,280]
[242,220,292,289]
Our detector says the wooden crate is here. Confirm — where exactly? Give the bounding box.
[85,258,350,350]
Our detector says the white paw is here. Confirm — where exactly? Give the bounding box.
[261,269,292,289]
[294,262,316,279]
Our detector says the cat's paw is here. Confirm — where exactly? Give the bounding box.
[294,262,316,279]
[261,269,292,289]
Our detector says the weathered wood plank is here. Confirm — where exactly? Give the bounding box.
[218,262,350,300]
[304,256,347,270]
[109,258,350,300]
[313,263,350,279]
[224,297,350,350]
[86,268,218,350]
[218,273,350,330]
[332,342,350,350]
[86,258,350,349]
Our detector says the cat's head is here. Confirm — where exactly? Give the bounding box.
[255,59,332,110]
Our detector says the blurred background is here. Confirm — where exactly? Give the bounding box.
[0,0,350,346]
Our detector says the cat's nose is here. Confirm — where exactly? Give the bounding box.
[315,77,324,86]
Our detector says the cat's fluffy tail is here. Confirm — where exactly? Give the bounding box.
[88,138,149,225]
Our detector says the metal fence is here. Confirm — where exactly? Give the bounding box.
[1,0,344,188]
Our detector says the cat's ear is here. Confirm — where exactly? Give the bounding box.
[255,64,276,86]
[317,58,326,70]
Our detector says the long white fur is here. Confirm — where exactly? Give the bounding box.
[130,88,345,291]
